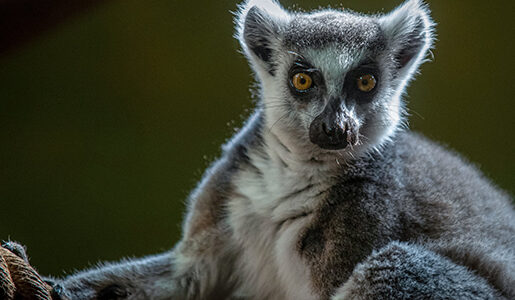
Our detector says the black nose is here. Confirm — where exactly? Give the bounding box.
[309,113,349,150]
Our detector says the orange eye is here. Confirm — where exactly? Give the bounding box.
[292,73,313,91]
[357,74,377,92]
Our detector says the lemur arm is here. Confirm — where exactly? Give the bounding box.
[54,251,177,299]
[53,233,235,300]
[1,240,199,300]
[54,157,240,300]
[53,227,233,300]
[332,241,504,300]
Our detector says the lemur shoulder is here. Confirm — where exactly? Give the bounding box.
[43,0,515,299]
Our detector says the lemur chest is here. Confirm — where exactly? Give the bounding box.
[227,151,337,299]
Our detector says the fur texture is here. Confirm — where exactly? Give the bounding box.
[50,1,514,299]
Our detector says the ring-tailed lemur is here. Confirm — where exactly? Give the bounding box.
[41,0,515,299]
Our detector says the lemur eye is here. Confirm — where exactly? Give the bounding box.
[292,73,313,91]
[357,74,376,92]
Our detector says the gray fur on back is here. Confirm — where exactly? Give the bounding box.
[297,131,514,298]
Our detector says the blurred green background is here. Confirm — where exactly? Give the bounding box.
[0,0,513,276]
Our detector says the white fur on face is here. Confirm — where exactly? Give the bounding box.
[259,44,404,162]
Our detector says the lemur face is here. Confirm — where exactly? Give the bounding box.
[282,13,390,151]
[237,0,433,156]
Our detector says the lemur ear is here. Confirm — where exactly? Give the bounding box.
[380,0,435,80]
[236,0,290,76]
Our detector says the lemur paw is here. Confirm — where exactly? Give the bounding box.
[50,282,130,300]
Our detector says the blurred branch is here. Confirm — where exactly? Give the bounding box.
[0,0,110,55]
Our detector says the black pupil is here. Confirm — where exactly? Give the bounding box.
[300,77,306,85]
[362,79,369,86]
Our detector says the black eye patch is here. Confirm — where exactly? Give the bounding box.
[344,62,381,103]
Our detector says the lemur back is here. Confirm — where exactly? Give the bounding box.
[49,1,514,299]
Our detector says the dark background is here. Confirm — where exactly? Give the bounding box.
[0,0,513,277]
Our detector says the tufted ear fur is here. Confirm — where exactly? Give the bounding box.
[380,0,435,83]
[235,0,290,76]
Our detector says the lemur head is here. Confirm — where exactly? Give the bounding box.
[236,0,434,159]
